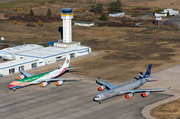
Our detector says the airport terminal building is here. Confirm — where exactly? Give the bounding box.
[0,44,91,76]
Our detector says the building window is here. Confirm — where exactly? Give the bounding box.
[32,63,37,68]
[9,68,15,74]
[19,66,24,71]
[20,57,23,59]
[56,56,62,59]
[70,53,75,58]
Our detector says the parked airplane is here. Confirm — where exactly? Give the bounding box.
[8,55,81,91]
[94,64,170,103]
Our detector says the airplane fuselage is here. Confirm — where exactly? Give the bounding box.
[94,78,147,101]
[8,67,67,89]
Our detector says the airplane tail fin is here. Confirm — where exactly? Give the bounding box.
[143,64,152,78]
[62,55,70,68]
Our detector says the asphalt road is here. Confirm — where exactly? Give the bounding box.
[0,71,171,119]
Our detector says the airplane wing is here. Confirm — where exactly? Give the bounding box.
[68,67,81,70]
[20,69,34,77]
[38,77,82,82]
[147,77,162,80]
[98,77,117,89]
[121,87,170,93]
[59,64,62,68]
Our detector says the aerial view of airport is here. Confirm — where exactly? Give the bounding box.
[1,0,180,118]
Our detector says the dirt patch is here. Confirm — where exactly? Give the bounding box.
[99,22,135,27]
[151,98,180,119]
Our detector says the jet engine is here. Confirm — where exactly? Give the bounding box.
[98,85,105,91]
[125,93,134,99]
[18,75,25,80]
[142,91,150,97]
[56,80,63,86]
[40,82,48,87]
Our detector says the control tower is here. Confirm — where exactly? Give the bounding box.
[54,8,81,47]
[61,8,73,43]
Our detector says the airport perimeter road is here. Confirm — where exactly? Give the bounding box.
[0,73,171,119]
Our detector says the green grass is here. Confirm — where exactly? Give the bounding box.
[0,0,60,10]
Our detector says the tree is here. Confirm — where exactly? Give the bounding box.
[100,14,107,21]
[29,9,34,16]
[95,4,103,14]
[116,0,122,12]
[47,8,51,16]
[90,4,103,14]
[108,0,122,13]
[90,4,96,12]
[167,11,171,17]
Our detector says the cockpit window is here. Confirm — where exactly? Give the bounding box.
[95,96,99,98]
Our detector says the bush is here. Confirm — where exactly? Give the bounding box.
[100,14,107,21]
[13,21,17,24]
[29,9,34,16]
[38,20,42,25]
[47,8,51,16]
[26,22,36,27]
[154,9,162,13]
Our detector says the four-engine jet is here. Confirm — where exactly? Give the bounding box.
[8,55,81,91]
[94,64,170,103]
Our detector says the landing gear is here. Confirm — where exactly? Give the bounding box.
[99,101,101,104]
[13,88,16,92]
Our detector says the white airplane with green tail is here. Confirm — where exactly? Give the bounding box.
[8,55,81,91]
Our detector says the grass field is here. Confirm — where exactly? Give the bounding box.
[0,0,60,10]
[151,99,180,119]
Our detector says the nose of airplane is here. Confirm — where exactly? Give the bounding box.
[8,85,14,89]
[93,97,97,101]
[93,95,100,101]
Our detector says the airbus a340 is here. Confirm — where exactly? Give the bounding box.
[94,64,170,103]
[8,55,81,91]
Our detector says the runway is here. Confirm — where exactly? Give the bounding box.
[0,72,171,119]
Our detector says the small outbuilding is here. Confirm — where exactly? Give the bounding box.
[163,9,179,16]
[74,21,94,27]
[109,12,125,17]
